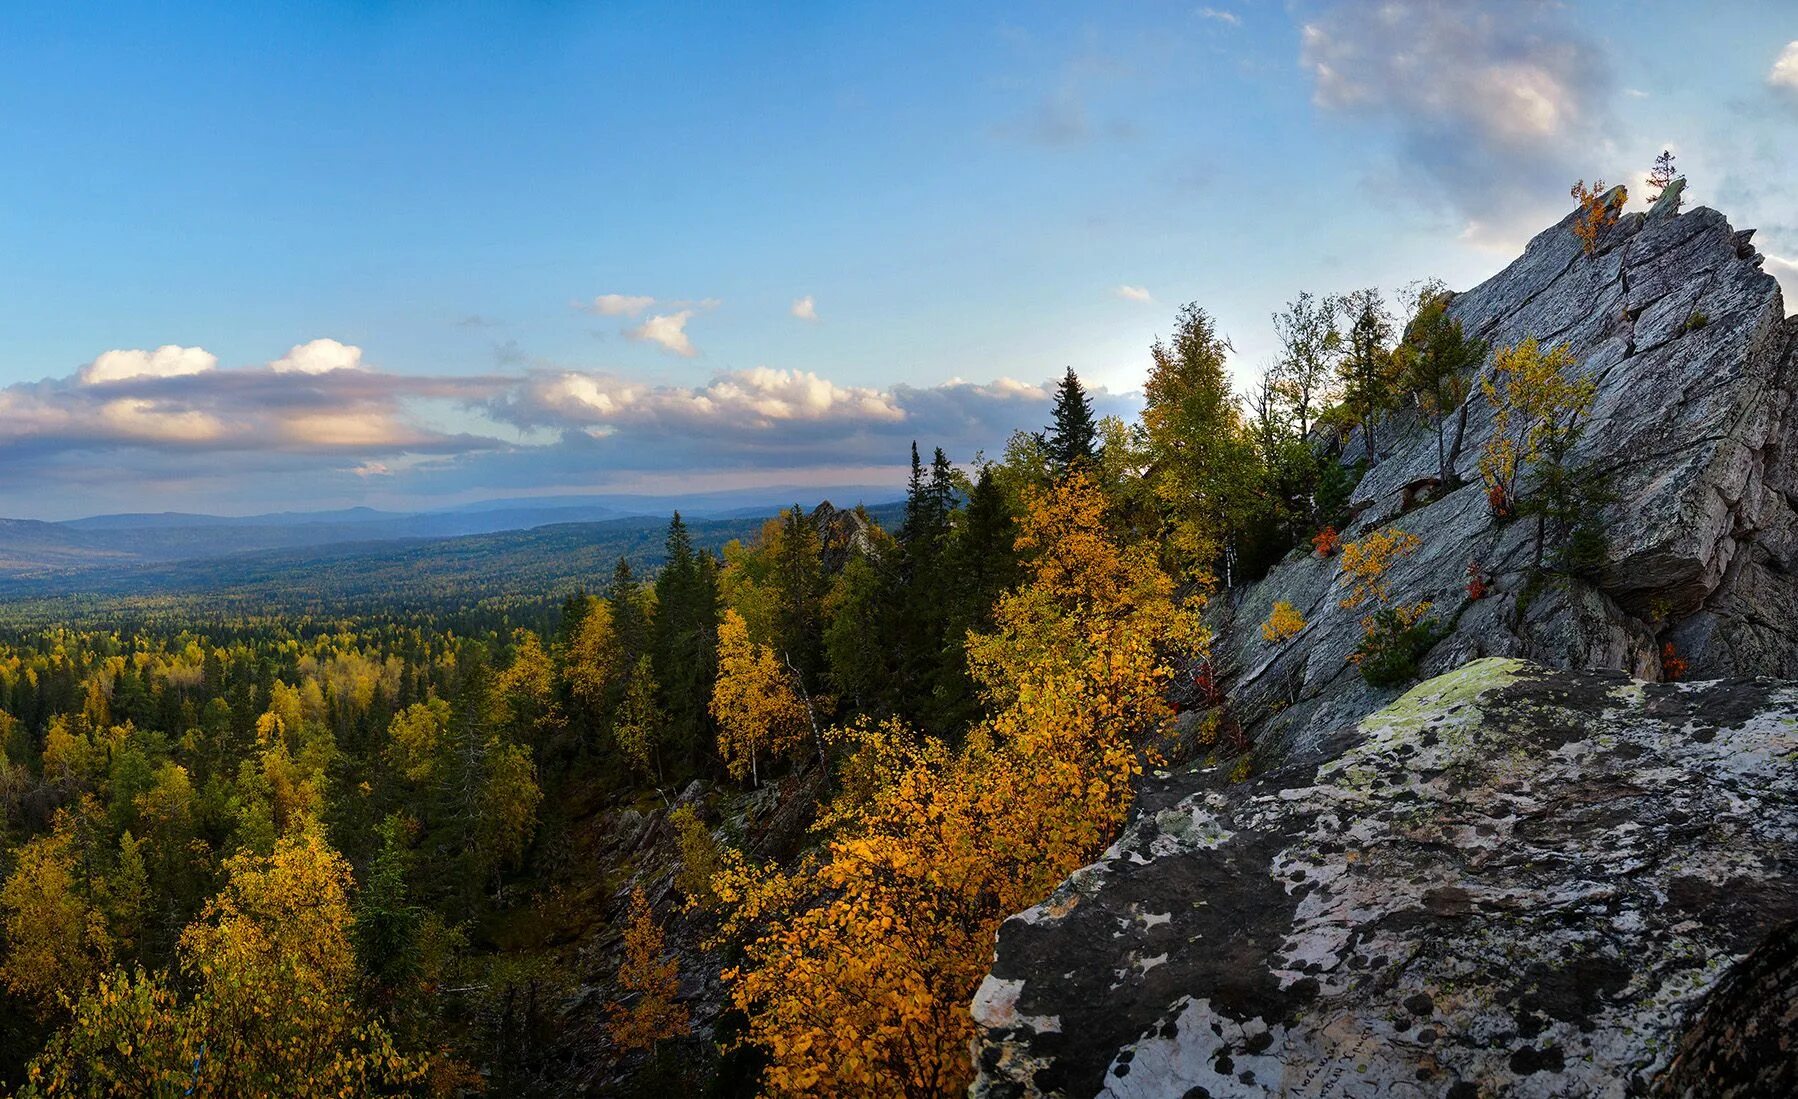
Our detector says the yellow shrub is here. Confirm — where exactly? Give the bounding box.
[1260,601,1307,643]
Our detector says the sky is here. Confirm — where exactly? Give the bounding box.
[2,0,1796,519]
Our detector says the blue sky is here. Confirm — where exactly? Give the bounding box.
[2,0,1795,517]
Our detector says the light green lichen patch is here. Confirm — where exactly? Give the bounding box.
[1358,657,1527,740]
[1318,658,1530,785]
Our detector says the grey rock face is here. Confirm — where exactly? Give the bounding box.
[1212,200,1798,764]
[971,659,1798,1097]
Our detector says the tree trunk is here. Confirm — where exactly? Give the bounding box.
[1435,419,1449,487]
[784,652,828,774]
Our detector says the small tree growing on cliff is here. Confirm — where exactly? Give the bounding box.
[1646,150,1679,207]
[1336,289,1400,466]
[1478,338,1600,571]
[1570,180,1627,255]
[1396,281,1487,490]
[1339,527,1439,686]
[607,888,690,1056]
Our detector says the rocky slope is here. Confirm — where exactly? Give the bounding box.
[1215,184,1798,766]
[972,192,1798,1095]
[972,659,1798,1097]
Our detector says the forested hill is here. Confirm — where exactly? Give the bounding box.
[0,504,904,624]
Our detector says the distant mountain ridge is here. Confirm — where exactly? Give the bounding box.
[0,501,910,624]
[0,486,906,580]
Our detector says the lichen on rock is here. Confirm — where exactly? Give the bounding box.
[971,662,1798,1097]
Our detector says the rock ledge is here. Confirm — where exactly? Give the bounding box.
[972,660,1798,1098]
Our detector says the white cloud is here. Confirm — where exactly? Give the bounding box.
[1114,284,1153,302]
[583,293,657,317]
[625,310,698,357]
[1299,0,1613,236]
[791,295,818,321]
[1197,7,1239,26]
[80,345,217,386]
[271,338,365,374]
[533,366,903,427]
[1772,41,1798,91]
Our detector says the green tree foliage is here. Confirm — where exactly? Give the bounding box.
[1271,290,1342,443]
[1045,366,1099,475]
[1395,281,1487,489]
[1142,303,1264,585]
[651,513,721,771]
[1336,288,1402,466]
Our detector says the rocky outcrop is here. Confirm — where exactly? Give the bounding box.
[971,659,1798,1097]
[1211,193,1798,765]
[971,196,1798,1096]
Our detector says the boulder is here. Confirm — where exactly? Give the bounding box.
[971,659,1798,1097]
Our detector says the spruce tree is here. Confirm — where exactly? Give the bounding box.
[769,506,825,686]
[1046,367,1098,475]
[652,513,717,773]
[606,558,645,669]
[932,467,1020,730]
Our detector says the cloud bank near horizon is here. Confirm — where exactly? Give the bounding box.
[0,343,1138,518]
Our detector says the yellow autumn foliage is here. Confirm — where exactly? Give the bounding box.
[710,609,810,787]
[712,473,1207,1098]
[1338,527,1422,611]
[1261,600,1307,643]
[21,829,429,1097]
[606,888,691,1054]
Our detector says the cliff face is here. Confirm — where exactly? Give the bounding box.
[1215,187,1798,766]
[971,195,1798,1096]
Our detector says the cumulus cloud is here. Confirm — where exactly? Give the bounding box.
[625,310,698,357]
[271,338,365,374]
[583,293,657,317]
[1114,284,1153,302]
[1772,42,1798,93]
[1299,0,1613,244]
[791,295,818,321]
[80,345,217,386]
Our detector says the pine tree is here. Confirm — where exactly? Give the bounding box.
[606,558,646,668]
[1046,367,1098,475]
[1647,149,1679,207]
[769,507,826,686]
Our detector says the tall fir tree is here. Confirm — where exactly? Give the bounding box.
[1046,367,1098,475]
[606,558,646,670]
[651,513,719,774]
